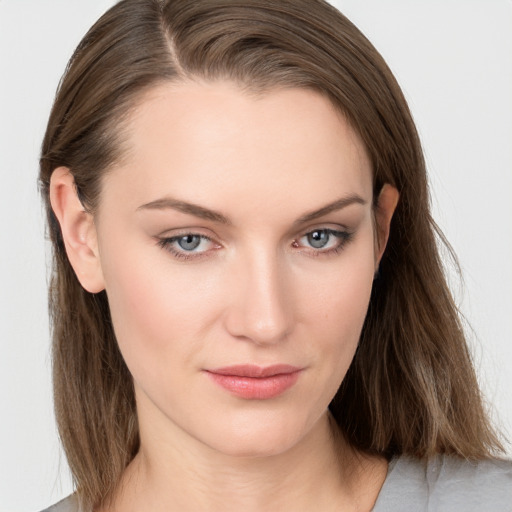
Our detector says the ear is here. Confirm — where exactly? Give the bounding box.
[49,167,105,293]
[374,183,399,268]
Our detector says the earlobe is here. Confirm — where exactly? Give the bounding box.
[374,183,400,267]
[49,167,105,293]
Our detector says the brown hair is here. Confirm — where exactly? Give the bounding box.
[39,0,503,508]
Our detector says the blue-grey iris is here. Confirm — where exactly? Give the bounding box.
[178,235,201,251]
[308,230,329,249]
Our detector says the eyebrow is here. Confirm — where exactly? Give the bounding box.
[293,194,367,225]
[137,197,231,224]
[136,194,366,225]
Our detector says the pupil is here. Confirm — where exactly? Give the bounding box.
[178,235,201,251]
[308,230,328,249]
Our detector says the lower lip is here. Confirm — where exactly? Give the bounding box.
[206,371,300,399]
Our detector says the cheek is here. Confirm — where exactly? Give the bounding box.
[99,221,375,392]
[300,238,375,334]
[98,233,224,380]
[296,232,376,377]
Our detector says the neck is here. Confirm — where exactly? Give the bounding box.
[106,412,387,512]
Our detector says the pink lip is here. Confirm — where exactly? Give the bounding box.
[205,364,302,400]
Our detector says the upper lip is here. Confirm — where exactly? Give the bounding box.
[206,364,301,378]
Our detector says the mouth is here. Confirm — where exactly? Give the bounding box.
[204,364,302,400]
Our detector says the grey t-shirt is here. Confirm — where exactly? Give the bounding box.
[373,454,512,511]
[40,454,512,511]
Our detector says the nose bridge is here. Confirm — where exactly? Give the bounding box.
[225,245,292,345]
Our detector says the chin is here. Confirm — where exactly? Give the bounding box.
[208,433,301,459]
[197,411,317,460]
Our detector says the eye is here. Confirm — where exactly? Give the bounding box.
[176,234,202,251]
[305,230,331,249]
[294,228,353,254]
[157,233,219,260]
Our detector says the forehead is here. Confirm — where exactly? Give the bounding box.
[101,80,373,219]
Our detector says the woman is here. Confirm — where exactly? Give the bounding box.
[38,0,511,510]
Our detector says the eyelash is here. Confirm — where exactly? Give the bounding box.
[156,234,218,261]
[293,229,354,257]
[156,228,354,261]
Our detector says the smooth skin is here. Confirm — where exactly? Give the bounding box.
[50,81,399,512]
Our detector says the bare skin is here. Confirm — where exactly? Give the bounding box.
[111,413,388,512]
[50,81,398,511]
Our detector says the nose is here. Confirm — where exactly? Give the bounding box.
[223,249,293,346]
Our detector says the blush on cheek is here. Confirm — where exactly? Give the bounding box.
[103,252,218,371]
[319,263,374,352]
[306,255,374,324]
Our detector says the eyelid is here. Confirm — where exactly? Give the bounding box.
[294,222,352,244]
[293,227,354,255]
[297,221,350,235]
[156,225,218,238]
[155,231,221,261]
[155,224,355,262]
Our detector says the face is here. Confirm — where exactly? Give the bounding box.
[91,81,382,458]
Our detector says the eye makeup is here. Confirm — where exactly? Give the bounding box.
[156,233,220,262]
[155,226,355,262]
[292,228,354,257]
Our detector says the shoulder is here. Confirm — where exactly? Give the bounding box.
[38,494,81,512]
[373,454,512,512]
